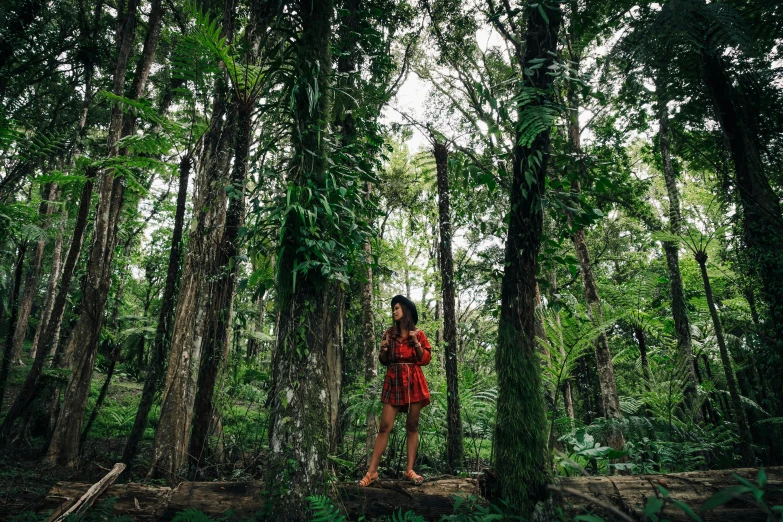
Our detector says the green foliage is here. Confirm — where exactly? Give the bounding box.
[308,495,346,522]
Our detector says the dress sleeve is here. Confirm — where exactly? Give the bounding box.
[415,330,432,366]
[379,329,390,367]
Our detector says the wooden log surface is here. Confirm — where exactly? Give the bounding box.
[37,467,783,521]
[557,466,783,521]
[38,477,479,521]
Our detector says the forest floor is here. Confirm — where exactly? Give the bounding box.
[0,348,163,519]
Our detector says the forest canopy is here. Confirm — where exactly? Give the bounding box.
[0,0,782,519]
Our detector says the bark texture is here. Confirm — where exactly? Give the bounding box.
[493,2,561,511]
[550,273,575,421]
[187,99,252,476]
[571,226,624,449]
[434,140,464,472]
[361,226,378,463]
[634,326,651,381]
[149,88,234,482]
[557,466,783,521]
[40,468,783,521]
[39,477,479,521]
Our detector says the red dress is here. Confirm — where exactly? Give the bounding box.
[380,328,432,410]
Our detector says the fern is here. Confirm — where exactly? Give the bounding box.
[307,495,345,522]
[387,510,426,522]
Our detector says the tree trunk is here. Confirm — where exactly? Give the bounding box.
[29,205,66,361]
[634,326,650,381]
[44,0,141,468]
[699,49,783,374]
[494,2,561,511]
[188,99,251,476]
[434,140,464,472]
[361,228,378,464]
[566,80,624,449]
[0,244,27,413]
[657,97,701,419]
[265,1,336,517]
[695,251,754,465]
[550,271,576,421]
[10,184,57,364]
[122,154,191,472]
[149,85,234,482]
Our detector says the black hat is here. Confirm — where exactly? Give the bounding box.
[391,295,418,325]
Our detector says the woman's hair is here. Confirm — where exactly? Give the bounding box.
[394,303,416,334]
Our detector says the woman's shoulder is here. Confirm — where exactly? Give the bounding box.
[415,329,429,340]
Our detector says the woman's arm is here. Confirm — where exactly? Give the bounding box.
[413,330,432,366]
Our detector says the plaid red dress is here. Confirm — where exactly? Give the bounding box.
[380,327,432,410]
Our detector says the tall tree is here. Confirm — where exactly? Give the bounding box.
[656,83,701,419]
[122,154,190,471]
[489,0,562,510]
[433,139,464,472]
[265,0,344,516]
[563,0,624,448]
[689,244,754,464]
[148,3,237,478]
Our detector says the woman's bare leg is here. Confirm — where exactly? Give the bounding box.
[367,403,399,474]
[405,401,425,473]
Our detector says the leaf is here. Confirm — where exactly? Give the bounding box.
[574,515,606,522]
[699,485,754,511]
[644,496,665,517]
[669,499,704,521]
[537,3,550,25]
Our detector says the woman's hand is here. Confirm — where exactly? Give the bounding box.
[409,329,423,359]
[379,338,389,364]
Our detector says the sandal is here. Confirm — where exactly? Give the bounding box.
[404,469,424,485]
[358,471,379,487]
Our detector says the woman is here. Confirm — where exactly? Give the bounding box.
[359,295,432,487]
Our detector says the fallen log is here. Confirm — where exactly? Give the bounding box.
[38,477,478,521]
[557,466,783,521]
[45,463,126,522]
[38,467,783,521]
